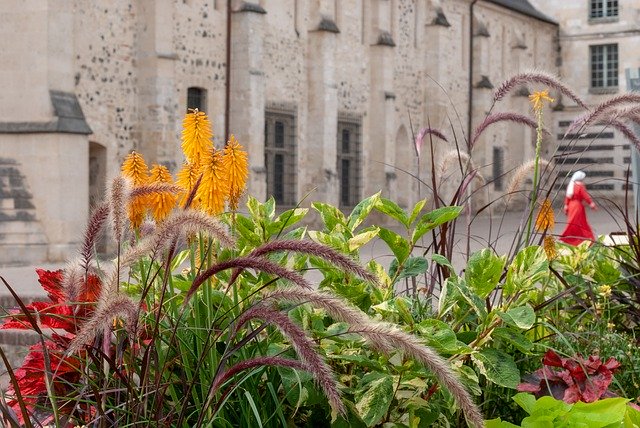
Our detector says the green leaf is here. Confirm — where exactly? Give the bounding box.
[411,206,463,243]
[408,199,427,225]
[486,418,519,428]
[307,230,348,253]
[395,257,428,282]
[375,198,410,227]
[235,215,262,246]
[378,228,411,264]
[416,319,472,355]
[505,246,549,297]
[498,305,536,330]
[450,276,487,318]
[567,398,629,427]
[348,227,380,252]
[472,348,520,389]
[246,196,262,219]
[512,393,538,415]
[312,202,346,231]
[431,254,454,272]
[355,375,395,427]
[264,197,276,219]
[267,208,308,236]
[347,193,380,230]
[465,249,505,299]
[493,327,534,353]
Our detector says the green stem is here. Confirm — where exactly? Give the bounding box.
[526,110,544,243]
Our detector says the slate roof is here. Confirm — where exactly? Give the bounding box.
[486,0,557,25]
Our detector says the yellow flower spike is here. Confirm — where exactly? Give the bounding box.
[196,148,230,216]
[543,235,557,260]
[181,109,213,164]
[529,90,554,112]
[121,151,150,229]
[149,164,178,222]
[535,198,555,232]
[222,135,249,211]
[598,284,612,298]
[176,161,202,208]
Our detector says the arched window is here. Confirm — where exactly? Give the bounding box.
[187,87,207,112]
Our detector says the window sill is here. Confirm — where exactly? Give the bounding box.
[588,16,619,24]
[589,87,619,95]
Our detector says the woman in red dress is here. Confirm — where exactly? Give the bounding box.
[560,171,597,245]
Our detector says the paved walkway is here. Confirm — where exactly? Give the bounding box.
[0,204,630,301]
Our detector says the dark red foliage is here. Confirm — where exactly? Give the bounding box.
[518,350,621,404]
[1,269,102,333]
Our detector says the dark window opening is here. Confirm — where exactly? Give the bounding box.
[265,110,297,206]
[337,118,362,209]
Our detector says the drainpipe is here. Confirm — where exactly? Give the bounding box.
[224,0,232,144]
[467,0,479,150]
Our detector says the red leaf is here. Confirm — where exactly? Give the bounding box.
[542,350,564,368]
[35,269,66,303]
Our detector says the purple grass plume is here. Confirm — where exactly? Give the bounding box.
[185,256,312,303]
[604,119,640,152]
[494,70,587,109]
[565,93,640,137]
[109,176,129,244]
[80,202,110,274]
[250,240,378,284]
[68,293,139,354]
[129,182,182,199]
[415,127,448,158]
[234,304,345,415]
[471,112,542,148]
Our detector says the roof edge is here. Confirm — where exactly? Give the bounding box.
[484,0,557,25]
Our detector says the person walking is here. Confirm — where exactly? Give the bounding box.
[560,171,596,245]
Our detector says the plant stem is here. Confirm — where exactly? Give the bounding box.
[525,109,544,243]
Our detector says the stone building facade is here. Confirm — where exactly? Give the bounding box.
[0,0,558,265]
[530,0,640,201]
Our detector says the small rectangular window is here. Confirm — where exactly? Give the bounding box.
[590,44,618,89]
[187,87,207,112]
[493,147,504,191]
[337,117,362,209]
[590,0,618,19]
[265,110,297,206]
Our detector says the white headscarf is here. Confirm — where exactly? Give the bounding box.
[566,171,586,198]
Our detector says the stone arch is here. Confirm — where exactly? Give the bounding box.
[393,124,415,209]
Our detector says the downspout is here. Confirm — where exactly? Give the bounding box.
[467,0,479,150]
[224,0,232,144]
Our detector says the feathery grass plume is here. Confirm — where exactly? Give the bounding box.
[196,148,230,216]
[211,356,307,393]
[250,240,378,284]
[147,165,179,222]
[181,109,213,164]
[222,135,249,211]
[437,150,471,180]
[535,199,555,232]
[185,256,312,303]
[119,208,233,268]
[350,323,484,428]
[607,105,640,125]
[176,161,202,208]
[62,259,86,302]
[79,201,110,273]
[67,293,138,354]
[565,93,640,137]
[471,112,541,148]
[121,151,150,229]
[234,304,345,415]
[543,235,557,260]
[414,127,448,158]
[109,176,129,243]
[603,119,640,152]
[504,158,551,205]
[493,70,587,109]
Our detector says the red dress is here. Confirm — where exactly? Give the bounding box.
[560,182,595,245]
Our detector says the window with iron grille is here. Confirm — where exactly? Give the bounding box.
[493,147,504,191]
[590,44,618,89]
[589,0,618,19]
[265,110,297,206]
[187,87,207,112]
[337,118,362,208]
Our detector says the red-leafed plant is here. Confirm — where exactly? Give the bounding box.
[518,349,621,404]
[1,268,102,425]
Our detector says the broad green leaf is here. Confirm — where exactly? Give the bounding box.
[394,297,414,326]
[267,208,308,236]
[367,260,392,290]
[416,319,472,355]
[431,254,455,272]
[412,206,463,243]
[307,230,348,253]
[498,305,536,330]
[355,375,394,427]
[450,276,487,319]
[246,196,262,219]
[465,249,505,298]
[456,364,482,396]
[347,192,380,230]
[505,246,549,297]
[378,227,411,264]
[395,257,428,282]
[512,393,537,415]
[408,198,427,225]
[493,327,534,353]
[312,201,346,231]
[348,227,380,252]
[485,418,519,428]
[234,215,262,245]
[472,348,520,389]
[326,353,384,371]
[375,198,410,227]
[567,398,629,427]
